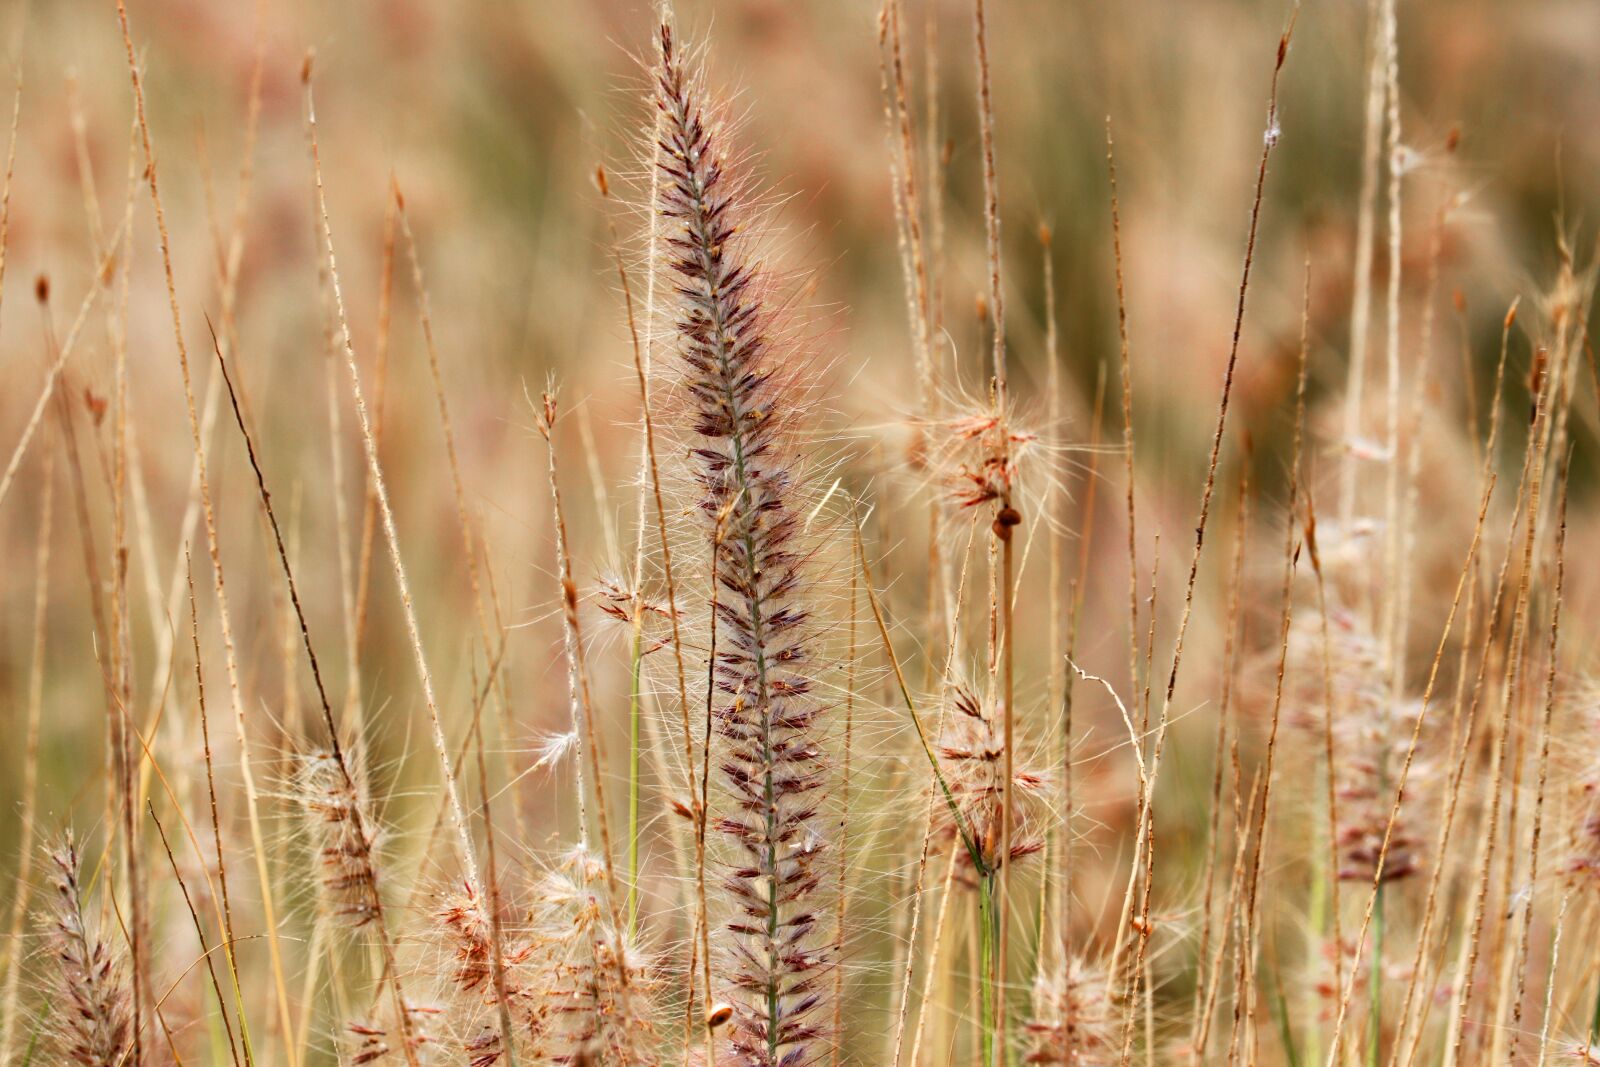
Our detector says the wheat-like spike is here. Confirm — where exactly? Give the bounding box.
[654,21,833,1065]
[41,836,134,1067]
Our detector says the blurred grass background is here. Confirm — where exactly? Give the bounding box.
[0,0,1595,1052]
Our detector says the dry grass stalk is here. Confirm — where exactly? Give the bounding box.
[598,154,707,1041]
[5,4,1598,1066]
[0,458,52,1062]
[302,56,484,906]
[210,329,423,1065]
[1108,19,1298,1061]
[113,2,298,1053]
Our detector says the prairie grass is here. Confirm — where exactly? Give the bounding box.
[0,1,1597,1065]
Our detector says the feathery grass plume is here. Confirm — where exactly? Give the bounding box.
[653,19,835,1064]
[434,881,543,1067]
[434,882,530,1066]
[1318,607,1433,883]
[936,682,1047,875]
[1560,1040,1600,1064]
[1286,606,1431,885]
[925,408,1037,514]
[41,835,134,1067]
[298,752,385,927]
[296,752,425,1067]
[1331,693,1432,886]
[438,883,511,1002]
[1024,956,1113,1065]
[595,574,676,656]
[532,853,658,1065]
[430,855,656,1066]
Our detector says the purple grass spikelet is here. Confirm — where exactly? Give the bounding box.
[41,835,135,1067]
[653,18,835,1065]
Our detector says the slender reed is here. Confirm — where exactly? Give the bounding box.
[113,3,297,1053]
[210,324,422,1067]
[0,457,52,1065]
[302,56,483,898]
[535,392,645,1064]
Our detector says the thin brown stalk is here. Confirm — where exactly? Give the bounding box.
[401,632,510,920]
[317,254,361,766]
[969,2,1015,1038]
[1393,192,1457,714]
[924,5,947,350]
[1506,454,1570,1062]
[1389,300,1515,1067]
[208,324,422,1067]
[1338,0,1386,532]
[598,175,705,1043]
[132,37,259,799]
[39,279,140,1065]
[186,558,254,1066]
[1306,493,1347,1029]
[113,3,297,1055]
[39,287,116,857]
[971,0,1006,406]
[1153,7,1297,729]
[1323,367,1521,1067]
[910,841,964,1067]
[302,59,483,898]
[1444,346,1566,1066]
[536,393,632,979]
[1379,0,1404,693]
[393,180,529,858]
[105,95,147,1057]
[879,0,935,409]
[1058,369,1107,961]
[1105,120,1141,709]
[353,193,398,661]
[0,234,126,513]
[1115,20,1298,1061]
[1209,766,1261,1064]
[469,677,520,1067]
[148,804,241,1067]
[392,186,499,708]
[134,0,266,796]
[0,455,52,1063]
[1035,222,1069,986]
[896,516,982,1067]
[1189,468,1249,1062]
[1212,262,1313,1067]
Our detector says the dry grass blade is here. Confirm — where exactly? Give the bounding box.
[113,2,297,1053]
